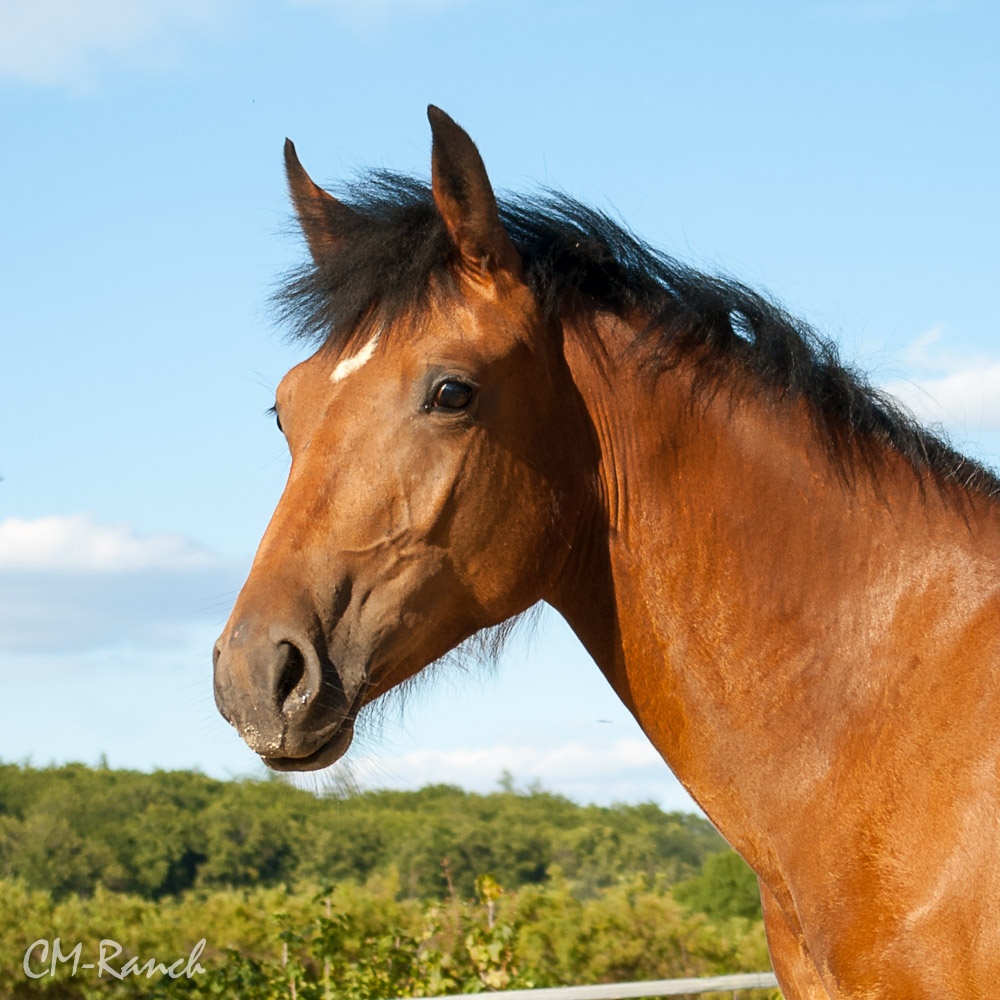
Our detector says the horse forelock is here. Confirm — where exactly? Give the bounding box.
[273,170,1000,502]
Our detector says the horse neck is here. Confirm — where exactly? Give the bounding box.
[552,310,1000,849]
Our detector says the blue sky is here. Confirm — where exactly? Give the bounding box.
[1,0,998,811]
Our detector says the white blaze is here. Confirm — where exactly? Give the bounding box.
[329,333,380,384]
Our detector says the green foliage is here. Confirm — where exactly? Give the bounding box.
[0,764,220,899]
[0,764,726,902]
[0,763,776,999]
[673,849,764,921]
[0,876,774,1000]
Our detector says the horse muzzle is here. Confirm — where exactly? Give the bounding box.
[213,622,364,771]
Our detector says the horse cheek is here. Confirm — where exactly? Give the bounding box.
[453,455,562,618]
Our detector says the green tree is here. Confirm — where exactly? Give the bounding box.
[673,849,763,921]
[0,762,730,904]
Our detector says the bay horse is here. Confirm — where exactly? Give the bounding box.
[213,107,1000,998]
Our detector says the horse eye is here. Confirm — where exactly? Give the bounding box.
[432,380,475,411]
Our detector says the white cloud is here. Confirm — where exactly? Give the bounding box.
[886,362,1000,436]
[357,738,662,780]
[880,330,1000,448]
[0,0,471,87]
[0,515,240,653]
[0,0,235,89]
[0,515,216,573]
[342,738,699,811]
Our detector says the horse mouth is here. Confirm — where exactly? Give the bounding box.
[261,718,356,772]
[256,665,369,772]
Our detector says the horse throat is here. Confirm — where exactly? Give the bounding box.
[551,312,1000,889]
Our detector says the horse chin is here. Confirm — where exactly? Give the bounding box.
[260,719,355,772]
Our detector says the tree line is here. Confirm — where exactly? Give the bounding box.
[0,762,731,902]
[0,762,774,999]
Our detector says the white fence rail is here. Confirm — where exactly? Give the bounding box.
[397,972,779,999]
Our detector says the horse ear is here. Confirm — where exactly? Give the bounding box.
[284,138,360,264]
[427,106,522,279]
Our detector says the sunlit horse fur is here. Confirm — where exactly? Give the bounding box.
[214,107,1000,998]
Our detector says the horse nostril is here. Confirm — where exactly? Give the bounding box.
[275,640,308,714]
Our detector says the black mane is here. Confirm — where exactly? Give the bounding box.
[276,171,999,499]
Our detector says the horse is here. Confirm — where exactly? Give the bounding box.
[213,106,1000,998]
